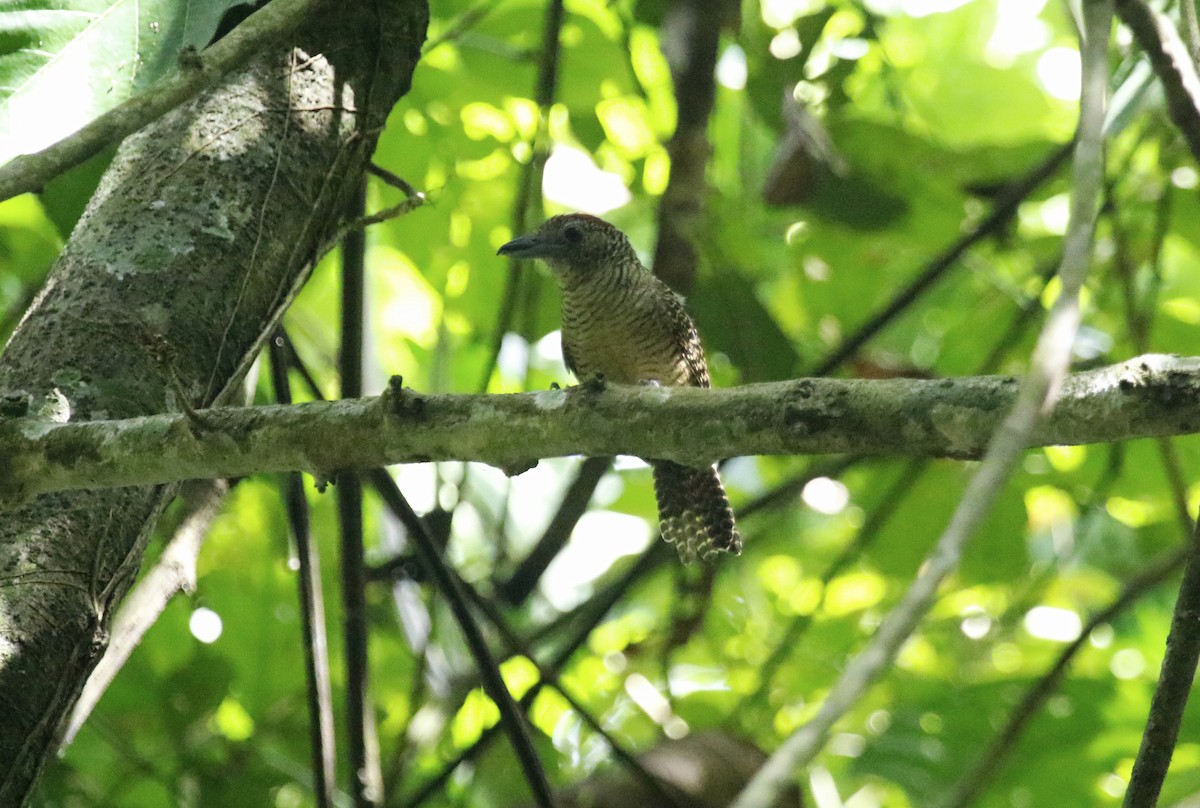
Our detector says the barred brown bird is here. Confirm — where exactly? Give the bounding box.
[498,213,741,562]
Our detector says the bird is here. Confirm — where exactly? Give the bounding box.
[498,213,741,562]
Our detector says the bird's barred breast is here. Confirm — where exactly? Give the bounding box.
[561,276,694,386]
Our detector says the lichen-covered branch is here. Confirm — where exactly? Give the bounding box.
[0,354,1197,501]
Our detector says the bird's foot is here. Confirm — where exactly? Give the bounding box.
[580,372,607,393]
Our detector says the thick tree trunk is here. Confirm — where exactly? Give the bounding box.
[0,1,427,802]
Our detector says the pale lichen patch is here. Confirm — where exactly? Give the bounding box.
[533,388,568,410]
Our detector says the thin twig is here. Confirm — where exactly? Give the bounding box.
[1109,183,1193,535]
[1124,529,1200,806]
[270,334,336,808]
[1181,0,1200,68]
[729,3,1112,803]
[398,545,662,808]
[943,547,1187,808]
[810,142,1072,377]
[652,0,733,293]
[340,193,429,234]
[1121,168,1200,803]
[339,181,384,807]
[1114,0,1200,162]
[458,577,690,808]
[746,459,923,710]
[497,456,612,605]
[422,0,498,54]
[62,478,228,747]
[0,0,329,201]
[478,0,566,392]
[367,163,420,197]
[365,469,556,808]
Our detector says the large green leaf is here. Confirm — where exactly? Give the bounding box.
[0,0,243,165]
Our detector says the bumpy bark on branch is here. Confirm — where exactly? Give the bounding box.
[1,354,1199,499]
[0,1,428,802]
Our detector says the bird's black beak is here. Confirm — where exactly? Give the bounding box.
[497,234,559,259]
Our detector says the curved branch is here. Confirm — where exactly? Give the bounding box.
[1115,0,1200,162]
[0,353,1197,501]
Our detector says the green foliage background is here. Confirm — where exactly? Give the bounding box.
[4,0,1200,805]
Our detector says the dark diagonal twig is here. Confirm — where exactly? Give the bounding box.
[338,182,383,806]
[944,548,1187,808]
[498,456,612,605]
[398,546,662,808]
[270,335,336,808]
[810,142,1072,377]
[366,469,556,808]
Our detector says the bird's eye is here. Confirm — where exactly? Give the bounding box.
[563,224,583,244]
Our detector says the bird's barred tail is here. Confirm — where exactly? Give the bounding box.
[652,461,741,563]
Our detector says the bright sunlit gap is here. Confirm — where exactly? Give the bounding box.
[716,44,748,89]
[959,605,992,640]
[761,0,824,28]
[543,146,632,214]
[984,0,1050,67]
[802,476,850,515]
[860,0,972,18]
[1023,605,1082,642]
[189,607,223,644]
[540,512,652,610]
[770,28,803,60]
[1037,47,1082,101]
[1110,648,1147,680]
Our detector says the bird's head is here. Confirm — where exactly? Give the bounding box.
[497,213,637,276]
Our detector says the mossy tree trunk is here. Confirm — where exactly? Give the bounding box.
[0,1,428,802]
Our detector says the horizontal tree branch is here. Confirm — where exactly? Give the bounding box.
[2,353,1199,503]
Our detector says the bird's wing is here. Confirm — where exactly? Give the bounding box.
[666,292,711,389]
[561,333,580,379]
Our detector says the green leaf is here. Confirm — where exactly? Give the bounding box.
[0,0,244,164]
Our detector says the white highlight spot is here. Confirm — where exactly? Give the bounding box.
[960,607,992,640]
[1172,167,1198,189]
[1089,624,1114,649]
[761,0,823,28]
[532,330,564,366]
[985,0,1049,66]
[1037,47,1081,101]
[497,333,529,381]
[543,146,631,215]
[540,512,652,609]
[1023,605,1082,642]
[716,45,748,89]
[624,673,685,738]
[802,477,850,515]
[190,607,223,644]
[1101,773,1127,798]
[829,733,866,758]
[1110,648,1147,680]
[769,29,802,60]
